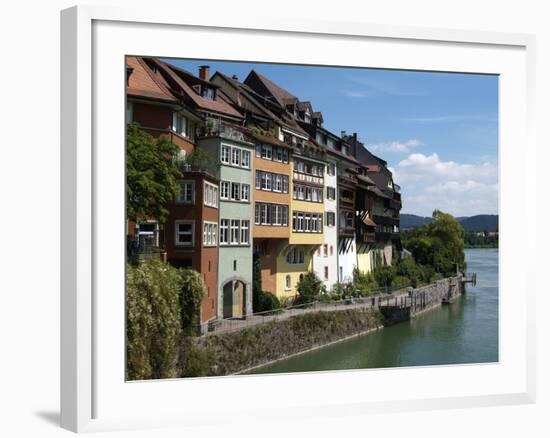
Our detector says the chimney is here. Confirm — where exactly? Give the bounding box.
[232,74,238,80]
[199,65,210,81]
[341,130,346,138]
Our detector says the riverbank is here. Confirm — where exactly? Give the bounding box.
[249,249,497,374]
[180,276,465,377]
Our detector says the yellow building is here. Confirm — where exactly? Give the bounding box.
[274,154,326,299]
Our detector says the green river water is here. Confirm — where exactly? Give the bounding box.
[247,248,499,375]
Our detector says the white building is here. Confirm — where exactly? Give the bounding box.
[313,158,339,291]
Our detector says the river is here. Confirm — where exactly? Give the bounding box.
[247,248,499,374]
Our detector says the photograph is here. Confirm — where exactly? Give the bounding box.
[125,56,498,380]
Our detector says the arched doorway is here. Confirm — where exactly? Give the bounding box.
[222,280,246,319]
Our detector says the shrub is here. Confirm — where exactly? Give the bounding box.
[352,268,379,296]
[178,269,204,334]
[257,291,281,313]
[395,256,423,287]
[126,259,182,380]
[373,264,395,288]
[296,271,325,304]
[391,275,410,289]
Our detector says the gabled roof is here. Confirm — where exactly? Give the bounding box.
[126,56,178,103]
[149,58,244,120]
[244,70,298,107]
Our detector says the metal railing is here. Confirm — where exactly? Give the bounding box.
[197,283,413,336]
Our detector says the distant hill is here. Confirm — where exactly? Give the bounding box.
[401,214,498,232]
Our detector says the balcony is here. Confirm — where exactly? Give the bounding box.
[200,118,250,144]
[360,232,376,243]
[338,226,355,237]
[293,171,324,186]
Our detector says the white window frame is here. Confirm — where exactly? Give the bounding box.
[172,112,188,137]
[285,274,291,290]
[176,180,195,204]
[174,220,194,247]
[241,149,251,168]
[220,181,230,200]
[230,182,241,201]
[241,184,250,202]
[203,221,218,247]
[219,219,229,245]
[230,219,240,245]
[231,147,241,166]
[203,181,218,208]
[221,145,230,164]
[240,220,250,245]
[273,174,282,192]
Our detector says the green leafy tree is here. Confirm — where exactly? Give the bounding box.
[296,271,325,304]
[178,269,205,335]
[403,210,466,276]
[126,259,182,380]
[126,122,182,223]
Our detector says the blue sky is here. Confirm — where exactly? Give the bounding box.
[166,58,499,217]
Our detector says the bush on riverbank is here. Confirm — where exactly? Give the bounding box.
[126,259,205,380]
[184,307,384,377]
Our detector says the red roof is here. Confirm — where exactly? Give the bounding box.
[153,59,243,120]
[126,57,177,103]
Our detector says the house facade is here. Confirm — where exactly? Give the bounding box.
[126,56,403,326]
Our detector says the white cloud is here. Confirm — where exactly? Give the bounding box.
[343,90,369,98]
[367,139,422,154]
[396,152,498,217]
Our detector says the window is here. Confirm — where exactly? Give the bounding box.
[203,182,218,208]
[261,144,272,159]
[340,212,354,229]
[260,203,269,225]
[323,244,328,257]
[240,220,249,244]
[286,247,305,265]
[231,147,241,166]
[326,212,335,226]
[176,181,194,203]
[202,87,215,100]
[282,206,288,226]
[175,221,194,246]
[327,137,336,148]
[219,219,229,245]
[275,147,283,162]
[172,113,188,137]
[241,150,251,168]
[328,163,336,176]
[292,211,323,233]
[241,184,250,202]
[203,222,218,246]
[293,184,322,203]
[220,181,230,200]
[282,176,289,193]
[255,171,261,189]
[282,149,289,163]
[221,145,230,164]
[273,205,281,225]
[324,266,329,280]
[315,132,324,144]
[285,275,291,289]
[255,144,262,157]
[261,172,272,191]
[327,187,336,200]
[231,182,240,201]
[230,220,240,244]
[255,203,289,226]
[274,174,282,192]
[255,204,261,224]
[330,245,334,256]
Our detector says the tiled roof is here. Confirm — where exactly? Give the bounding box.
[246,70,298,107]
[151,59,244,119]
[126,57,178,102]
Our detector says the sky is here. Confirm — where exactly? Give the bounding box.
[166,58,499,218]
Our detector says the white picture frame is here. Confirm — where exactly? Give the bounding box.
[60,5,536,433]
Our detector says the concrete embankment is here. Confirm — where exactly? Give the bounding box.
[181,276,465,377]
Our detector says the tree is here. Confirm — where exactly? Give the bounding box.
[126,259,182,380]
[403,210,466,276]
[126,123,182,223]
[178,269,205,335]
[296,271,324,304]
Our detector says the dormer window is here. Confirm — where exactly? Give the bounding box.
[342,144,349,155]
[304,108,311,123]
[388,180,393,189]
[201,87,215,100]
[327,137,336,149]
[315,132,324,144]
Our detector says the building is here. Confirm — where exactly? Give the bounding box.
[125,56,220,325]
[347,133,402,271]
[244,71,327,299]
